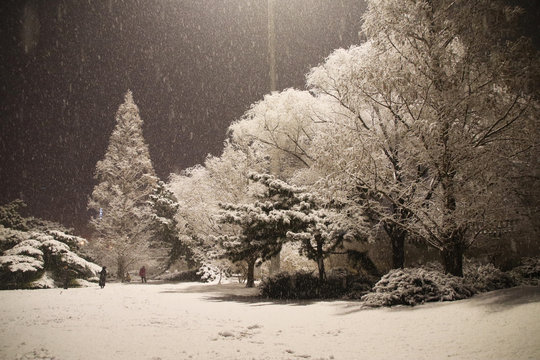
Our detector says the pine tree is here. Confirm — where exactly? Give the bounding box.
[88,90,157,280]
[287,206,364,282]
[216,173,306,287]
[148,181,194,269]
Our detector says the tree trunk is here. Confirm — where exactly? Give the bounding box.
[246,258,256,288]
[439,137,464,277]
[441,240,464,277]
[116,257,126,282]
[316,241,326,282]
[383,222,406,269]
[317,257,326,282]
[391,229,406,269]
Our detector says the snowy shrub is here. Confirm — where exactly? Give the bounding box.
[0,224,101,289]
[260,271,374,300]
[509,257,540,285]
[73,279,96,288]
[46,230,88,250]
[0,226,28,252]
[0,238,45,286]
[60,251,102,278]
[361,268,475,307]
[28,271,56,289]
[154,269,202,282]
[4,240,44,257]
[41,239,71,255]
[197,263,227,283]
[0,255,44,273]
[260,271,319,299]
[464,263,517,292]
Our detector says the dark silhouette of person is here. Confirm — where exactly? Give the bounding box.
[99,266,107,289]
[139,266,147,283]
[63,265,70,289]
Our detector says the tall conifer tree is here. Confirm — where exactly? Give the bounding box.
[88,90,157,279]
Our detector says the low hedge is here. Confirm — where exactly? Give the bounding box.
[509,257,540,285]
[260,271,375,300]
[464,263,517,292]
[361,268,475,307]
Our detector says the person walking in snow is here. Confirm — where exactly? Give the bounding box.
[139,266,147,283]
[99,266,107,289]
[63,265,70,289]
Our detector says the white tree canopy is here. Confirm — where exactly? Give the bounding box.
[88,90,158,277]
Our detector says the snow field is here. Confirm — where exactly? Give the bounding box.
[0,281,538,360]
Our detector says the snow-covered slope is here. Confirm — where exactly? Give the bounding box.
[1,282,538,360]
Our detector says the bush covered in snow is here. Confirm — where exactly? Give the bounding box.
[154,269,202,282]
[197,263,228,283]
[260,271,319,299]
[0,223,101,289]
[464,263,517,292]
[360,258,529,308]
[509,257,540,285]
[260,271,374,300]
[361,268,475,307]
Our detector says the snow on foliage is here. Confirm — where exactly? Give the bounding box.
[28,271,56,289]
[0,225,29,249]
[41,239,70,255]
[88,90,158,280]
[61,251,101,278]
[0,254,44,273]
[46,230,88,249]
[361,268,475,307]
[4,240,44,257]
[197,263,223,283]
[510,257,540,285]
[464,263,517,293]
[0,219,101,288]
[361,259,529,308]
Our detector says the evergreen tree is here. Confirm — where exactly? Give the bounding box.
[148,181,194,269]
[286,205,365,282]
[217,172,365,284]
[216,173,307,287]
[88,90,157,280]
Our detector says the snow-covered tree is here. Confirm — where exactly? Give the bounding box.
[148,180,194,269]
[168,142,268,281]
[216,173,318,287]
[363,0,537,276]
[228,90,338,273]
[305,0,538,276]
[286,204,367,282]
[228,88,325,172]
[88,90,158,280]
[0,212,101,289]
[306,41,427,271]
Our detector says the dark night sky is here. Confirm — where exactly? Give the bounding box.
[0,0,367,236]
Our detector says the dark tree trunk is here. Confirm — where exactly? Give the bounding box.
[117,257,126,282]
[246,258,256,288]
[391,229,406,269]
[316,241,326,282]
[384,223,406,269]
[441,240,464,277]
[317,257,326,282]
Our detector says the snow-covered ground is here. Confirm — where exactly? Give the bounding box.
[0,281,538,360]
